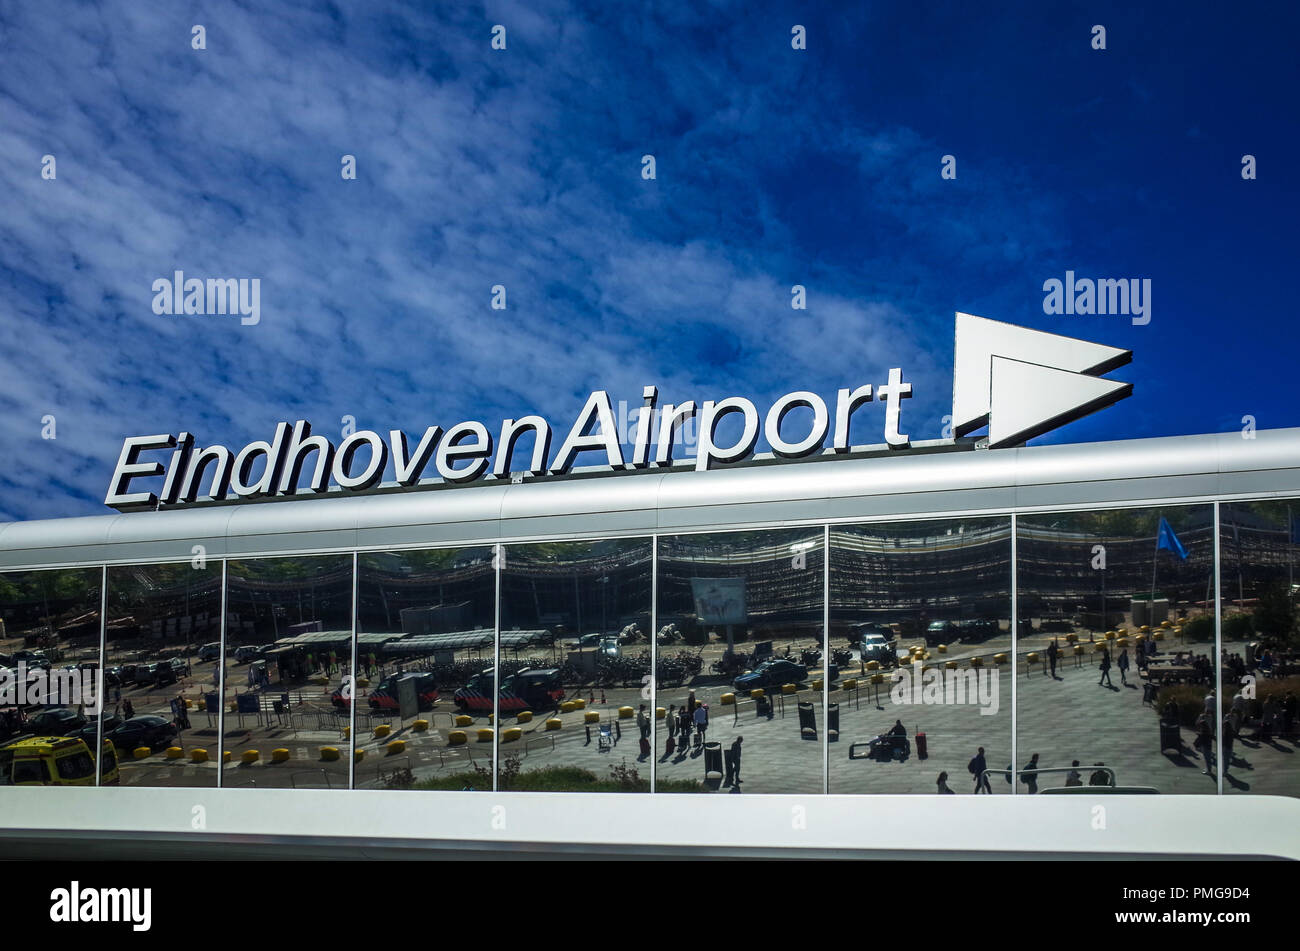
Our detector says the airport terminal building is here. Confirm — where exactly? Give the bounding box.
[2,318,1298,858]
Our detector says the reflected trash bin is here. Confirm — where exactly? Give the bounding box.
[1160,720,1180,753]
[798,701,816,737]
[703,741,723,780]
[828,703,839,742]
[915,730,927,759]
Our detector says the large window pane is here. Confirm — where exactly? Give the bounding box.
[0,568,106,789]
[497,538,652,792]
[224,555,353,789]
[104,562,222,787]
[656,528,825,795]
[1219,500,1299,796]
[829,517,1012,795]
[1018,505,1217,794]
[354,546,496,791]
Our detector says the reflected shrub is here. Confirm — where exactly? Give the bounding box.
[413,760,704,792]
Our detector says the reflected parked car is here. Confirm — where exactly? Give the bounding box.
[66,715,123,745]
[924,620,959,646]
[959,619,1000,643]
[734,659,808,691]
[134,663,177,688]
[234,646,261,664]
[105,716,178,751]
[28,708,87,736]
[198,643,221,662]
[856,632,899,669]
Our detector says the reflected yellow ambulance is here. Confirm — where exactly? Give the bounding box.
[0,735,120,786]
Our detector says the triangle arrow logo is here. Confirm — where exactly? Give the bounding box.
[952,312,1133,446]
[987,357,1133,448]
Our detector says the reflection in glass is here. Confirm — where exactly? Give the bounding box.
[829,518,1012,794]
[1219,500,1299,796]
[495,538,652,792]
[104,562,222,787]
[354,547,496,790]
[1018,506,1216,794]
[657,529,825,795]
[224,555,353,789]
[0,568,108,788]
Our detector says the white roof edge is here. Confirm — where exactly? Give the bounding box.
[0,427,1297,567]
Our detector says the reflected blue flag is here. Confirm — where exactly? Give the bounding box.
[1156,517,1188,560]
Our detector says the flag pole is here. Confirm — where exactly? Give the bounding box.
[1151,513,1160,607]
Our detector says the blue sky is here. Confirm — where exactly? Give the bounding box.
[1,0,1296,521]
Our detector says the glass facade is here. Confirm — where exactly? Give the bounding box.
[2,499,1297,796]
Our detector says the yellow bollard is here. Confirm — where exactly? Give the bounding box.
[454,714,473,727]
[222,751,232,764]
[559,701,577,714]
[584,711,600,724]
[190,748,209,763]
[944,661,958,670]
[782,683,798,694]
[749,689,765,700]
[374,724,391,738]
[448,731,467,746]
[241,750,259,764]
[656,707,666,719]
[572,698,586,710]
[165,747,184,759]
[271,748,290,763]
[970,656,984,668]
[720,693,735,705]
[476,728,494,743]
[842,679,858,690]
[413,719,429,732]
[545,718,562,731]
[618,706,634,719]
[320,747,340,761]
[354,748,365,762]
[502,728,522,743]
[937,644,947,654]
[386,740,406,754]
[994,653,1008,665]
[516,711,532,723]
[133,747,151,759]
[864,660,880,672]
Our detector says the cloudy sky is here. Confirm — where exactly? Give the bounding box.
[0,0,1296,521]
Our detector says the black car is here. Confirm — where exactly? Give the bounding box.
[134,663,178,688]
[960,619,1000,643]
[67,715,124,745]
[924,621,959,646]
[734,658,808,692]
[105,716,178,751]
[28,708,87,736]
